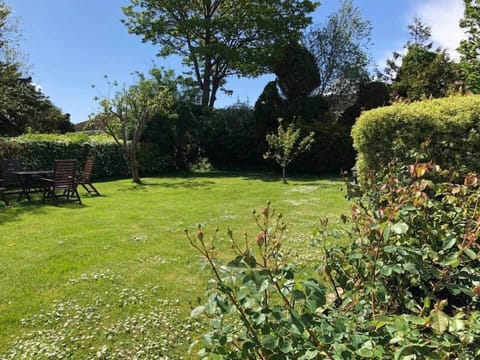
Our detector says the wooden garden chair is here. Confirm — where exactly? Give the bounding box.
[42,159,81,204]
[78,156,100,196]
[0,159,23,205]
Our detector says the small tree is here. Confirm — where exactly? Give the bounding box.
[93,70,176,183]
[264,119,314,183]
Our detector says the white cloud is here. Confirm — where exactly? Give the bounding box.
[413,0,466,60]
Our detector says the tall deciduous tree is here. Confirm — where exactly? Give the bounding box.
[0,1,27,66]
[122,0,318,108]
[93,70,176,183]
[306,0,371,112]
[458,0,480,93]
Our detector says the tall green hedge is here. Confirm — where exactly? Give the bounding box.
[352,95,480,180]
[0,134,174,180]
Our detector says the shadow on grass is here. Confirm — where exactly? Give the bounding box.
[117,179,216,191]
[151,170,342,182]
[0,198,86,224]
[115,171,343,191]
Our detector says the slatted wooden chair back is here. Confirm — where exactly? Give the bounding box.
[82,157,95,183]
[53,159,77,188]
[78,156,100,195]
[1,159,23,187]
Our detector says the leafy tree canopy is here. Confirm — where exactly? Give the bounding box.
[0,2,73,136]
[458,0,480,93]
[386,17,458,101]
[264,119,315,183]
[92,69,177,183]
[0,61,73,135]
[306,0,372,112]
[122,0,318,108]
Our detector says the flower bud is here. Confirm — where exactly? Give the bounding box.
[197,231,204,241]
[256,231,266,246]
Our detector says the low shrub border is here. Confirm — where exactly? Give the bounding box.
[0,134,174,180]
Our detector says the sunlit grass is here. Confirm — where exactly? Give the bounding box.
[0,171,349,358]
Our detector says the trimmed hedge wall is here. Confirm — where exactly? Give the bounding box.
[352,95,480,180]
[0,134,174,180]
[291,122,355,174]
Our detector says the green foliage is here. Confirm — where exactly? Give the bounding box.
[458,0,480,93]
[390,46,458,100]
[0,3,73,136]
[271,42,320,102]
[200,103,258,168]
[142,99,206,171]
[123,0,318,107]
[187,202,332,359]
[352,95,480,182]
[188,164,480,358]
[290,121,356,174]
[323,163,480,358]
[386,18,459,101]
[0,62,74,136]
[254,43,335,171]
[264,119,315,183]
[255,42,332,126]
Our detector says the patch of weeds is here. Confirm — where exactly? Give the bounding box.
[201,211,238,226]
[282,198,320,207]
[136,256,179,265]
[3,284,204,359]
[131,234,148,243]
[69,270,119,285]
[286,185,320,194]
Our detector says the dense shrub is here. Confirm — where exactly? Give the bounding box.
[142,101,203,170]
[200,104,260,168]
[187,162,480,358]
[352,95,480,181]
[339,81,390,127]
[291,121,355,174]
[0,134,174,179]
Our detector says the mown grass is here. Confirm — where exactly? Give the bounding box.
[0,171,349,358]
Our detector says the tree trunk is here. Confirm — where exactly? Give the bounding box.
[282,165,287,184]
[128,150,141,184]
[201,58,212,107]
[210,77,220,108]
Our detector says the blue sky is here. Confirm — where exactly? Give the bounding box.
[7,0,465,123]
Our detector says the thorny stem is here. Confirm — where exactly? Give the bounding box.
[322,235,342,304]
[186,231,268,359]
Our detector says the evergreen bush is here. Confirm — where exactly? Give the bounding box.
[352,95,480,181]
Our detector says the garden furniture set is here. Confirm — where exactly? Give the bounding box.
[0,157,100,206]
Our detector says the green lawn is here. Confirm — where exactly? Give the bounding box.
[0,172,349,358]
